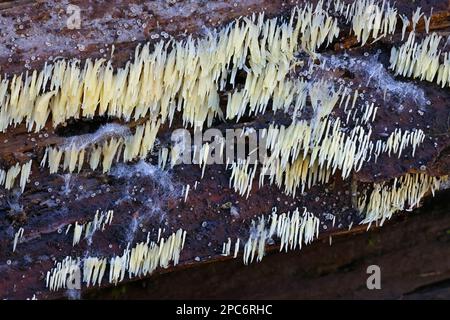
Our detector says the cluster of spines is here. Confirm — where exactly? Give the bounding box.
[0,160,32,192]
[44,120,160,174]
[349,0,398,46]
[109,228,186,285]
[46,228,186,291]
[0,3,340,135]
[374,128,425,159]
[69,210,114,246]
[198,75,426,198]
[45,256,80,292]
[229,159,258,198]
[390,32,450,87]
[1,0,434,204]
[358,173,447,226]
[12,227,24,252]
[256,117,425,196]
[83,257,107,288]
[241,207,320,265]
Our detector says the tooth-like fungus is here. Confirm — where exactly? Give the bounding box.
[0,160,32,192]
[390,32,450,87]
[349,0,398,46]
[358,173,448,227]
[255,115,424,197]
[44,120,160,174]
[4,0,449,298]
[220,86,426,198]
[46,229,187,291]
[46,257,80,292]
[12,227,24,252]
[0,2,341,134]
[242,207,320,265]
[83,257,108,288]
[1,0,428,204]
[19,161,32,192]
[411,7,424,32]
[71,210,114,246]
[158,147,169,169]
[110,228,186,285]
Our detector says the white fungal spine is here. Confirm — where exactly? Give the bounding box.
[221,238,232,256]
[229,158,257,198]
[233,238,240,258]
[350,0,398,46]
[4,163,21,190]
[13,227,24,252]
[411,7,423,32]
[72,222,83,246]
[19,160,32,192]
[112,228,186,284]
[399,14,410,41]
[423,9,433,34]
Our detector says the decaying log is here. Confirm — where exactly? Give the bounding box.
[0,0,449,300]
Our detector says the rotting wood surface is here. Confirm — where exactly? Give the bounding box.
[0,0,449,300]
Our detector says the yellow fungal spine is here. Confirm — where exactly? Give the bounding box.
[359,173,448,227]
